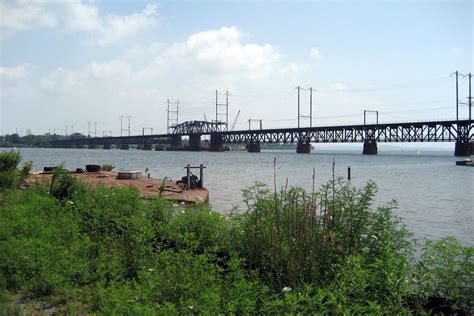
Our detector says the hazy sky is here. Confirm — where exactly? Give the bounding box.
[0,0,472,136]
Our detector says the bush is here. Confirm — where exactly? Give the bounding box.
[0,151,31,191]
[49,165,78,200]
[101,164,115,171]
[229,179,412,292]
[413,237,473,311]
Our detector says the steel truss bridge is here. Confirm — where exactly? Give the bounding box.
[51,119,473,156]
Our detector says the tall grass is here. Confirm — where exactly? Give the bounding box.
[232,179,411,292]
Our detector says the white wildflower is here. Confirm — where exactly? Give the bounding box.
[172,204,178,207]
[188,305,194,310]
[148,268,154,272]
[371,235,378,240]
[362,247,370,254]
[68,201,74,205]
[181,210,185,214]
[282,286,292,293]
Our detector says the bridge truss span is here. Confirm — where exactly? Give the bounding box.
[220,120,473,144]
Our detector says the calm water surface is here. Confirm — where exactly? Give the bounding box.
[10,147,473,245]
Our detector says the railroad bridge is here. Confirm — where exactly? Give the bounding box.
[51,119,473,156]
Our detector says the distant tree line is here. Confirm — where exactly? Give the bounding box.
[0,133,88,148]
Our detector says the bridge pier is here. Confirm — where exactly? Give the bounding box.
[454,141,472,157]
[296,140,311,154]
[210,134,224,152]
[247,142,261,153]
[363,141,378,155]
[170,135,182,149]
[103,144,111,150]
[189,135,201,151]
[88,144,97,149]
[143,143,152,150]
[120,144,129,150]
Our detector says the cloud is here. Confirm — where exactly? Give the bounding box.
[135,26,285,82]
[0,1,158,45]
[0,64,32,79]
[165,26,281,79]
[40,26,292,94]
[309,47,320,60]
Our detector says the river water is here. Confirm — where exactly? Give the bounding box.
[10,147,473,245]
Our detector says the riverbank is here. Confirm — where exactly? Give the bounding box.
[0,152,472,314]
[10,147,473,245]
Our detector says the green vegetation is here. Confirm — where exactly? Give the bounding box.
[0,133,87,148]
[0,151,31,191]
[101,164,115,171]
[0,154,472,314]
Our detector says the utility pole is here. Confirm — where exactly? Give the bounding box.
[297,86,301,128]
[308,87,314,127]
[119,116,130,136]
[364,110,379,125]
[469,73,472,121]
[248,119,262,130]
[167,99,170,132]
[142,127,153,135]
[456,70,459,121]
[226,91,229,131]
[94,122,98,137]
[176,100,179,125]
[88,121,91,136]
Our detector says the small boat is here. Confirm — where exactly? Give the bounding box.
[456,159,474,167]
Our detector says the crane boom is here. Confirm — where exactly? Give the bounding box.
[231,110,240,131]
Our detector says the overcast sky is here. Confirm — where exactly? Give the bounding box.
[0,0,472,136]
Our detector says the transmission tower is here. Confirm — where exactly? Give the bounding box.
[167,99,179,133]
[215,90,229,131]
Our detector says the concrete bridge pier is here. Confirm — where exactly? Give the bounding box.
[296,140,311,154]
[363,141,378,155]
[210,134,224,152]
[143,143,152,150]
[103,144,111,150]
[189,134,201,151]
[120,144,129,150]
[247,142,261,153]
[454,141,472,157]
[170,135,182,149]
